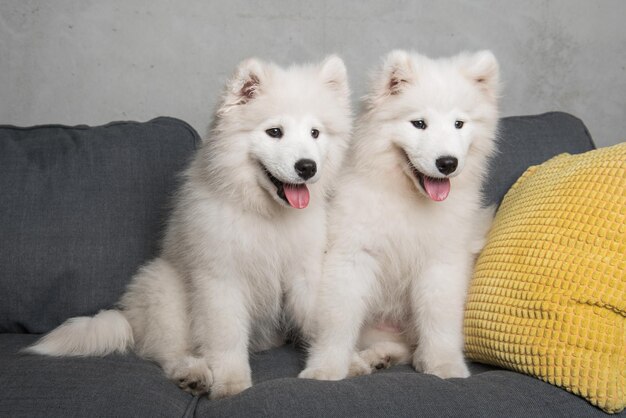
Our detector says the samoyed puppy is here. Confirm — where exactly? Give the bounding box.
[26,56,352,399]
[299,50,499,381]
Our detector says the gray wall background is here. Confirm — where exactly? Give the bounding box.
[1,0,624,147]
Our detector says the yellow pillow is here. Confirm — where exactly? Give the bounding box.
[464,143,626,414]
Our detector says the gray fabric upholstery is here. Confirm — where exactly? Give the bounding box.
[0,334,194,418]
[1,113,618,417]
[2,335,618,418]
[0,118,199,333]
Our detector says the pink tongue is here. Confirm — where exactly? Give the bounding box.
[423,176,451,201]
[283,184,310,209]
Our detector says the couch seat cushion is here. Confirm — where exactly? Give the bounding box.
[0,334,194,417]
[2,337,621,416]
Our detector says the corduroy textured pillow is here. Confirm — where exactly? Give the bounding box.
[464,143,626,413]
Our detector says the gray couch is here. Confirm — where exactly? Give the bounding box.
[0,113,620,417]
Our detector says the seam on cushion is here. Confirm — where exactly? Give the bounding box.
[544,111,597,150]
[581,123,596,150]
[500,111,597,151]
[148,116,202,150]
[0,116,202,150]
[181,394,200,418]
[0,120,151,131]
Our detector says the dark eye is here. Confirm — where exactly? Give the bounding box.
[311,128,320,139]
[455,120,464,129]
[411,120,427,130]
[265,127,283,138]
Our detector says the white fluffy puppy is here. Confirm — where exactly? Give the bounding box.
[300,50,499,380]
[27,56,352,399]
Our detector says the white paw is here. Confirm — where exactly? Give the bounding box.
[298,367,347,381]
[167,357,214,396]
[358,348,392,371]
[413,356,470,379]
[347,354,373,377]
[209,378,251,399]
[209,369,252,399]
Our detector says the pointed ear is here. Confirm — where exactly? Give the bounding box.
[374,50,416,98]
[221,58,266,112]
[460,50,500,100]
[319,55,349,98]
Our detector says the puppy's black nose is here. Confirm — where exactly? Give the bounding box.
[436,156,458,175]
[294,159,317,180]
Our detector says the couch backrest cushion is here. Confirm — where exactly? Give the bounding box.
[484,112,595,206]
[0,118,199,333]
[0,113,595,334]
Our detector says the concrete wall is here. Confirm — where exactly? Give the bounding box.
[1,0,624,147]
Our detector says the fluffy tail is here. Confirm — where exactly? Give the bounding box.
[24,309,133,356]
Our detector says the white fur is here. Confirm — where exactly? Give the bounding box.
[299,50,500,381]
[26,56,352,399]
